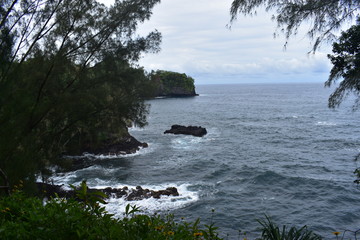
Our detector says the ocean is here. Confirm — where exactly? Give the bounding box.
[52,83,360,238]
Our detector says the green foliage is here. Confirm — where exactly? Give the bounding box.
[0,190,223,239]
[0,0,161,187]
[70,180,107,209]
[0,191,117,239]
[150,70,196,96]
[257,216,322,240]
[229,0,359,52]
[326,20,360,109]
[0,181,340,239]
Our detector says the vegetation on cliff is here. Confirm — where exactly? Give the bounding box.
[0,0,161,190]
[148,70,197,97]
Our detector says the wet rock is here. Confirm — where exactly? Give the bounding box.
[36,183,179,201]
[164,125,207,137]
[61,135,148,172]
[91,135,148,155]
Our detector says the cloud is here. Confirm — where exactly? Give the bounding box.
[100,0,333,84]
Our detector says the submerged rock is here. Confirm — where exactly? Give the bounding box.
[164,125,207,137]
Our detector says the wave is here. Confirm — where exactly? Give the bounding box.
[128,126,145,131]
[44,170,200,217]
[64,144,155,160]
[170,136,204,150]
[101,183,199,218]
[315,121,337,126]
[169,127,220,150]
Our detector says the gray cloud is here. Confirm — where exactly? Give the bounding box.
[100,0,333,84]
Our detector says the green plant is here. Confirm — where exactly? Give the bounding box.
[0,183,223,239]
[257,215,322,240]
[70,180,107,210]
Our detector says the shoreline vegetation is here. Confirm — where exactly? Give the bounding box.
[60,69,199,172]
[0,182,329,240]
[2,0,358,238]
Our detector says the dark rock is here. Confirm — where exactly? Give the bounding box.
[152,187,179,199]
[92,135,148,155]
[62,134,148,172]
[36,182,179,201]
[36,182,75,199]
[65,130,148,157]
[164,125,207,137]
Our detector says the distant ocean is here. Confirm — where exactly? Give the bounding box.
[52,83,360,238]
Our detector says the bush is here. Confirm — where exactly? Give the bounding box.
[257,216,322,240]
[0,187,222,240]
[0,182,331,239]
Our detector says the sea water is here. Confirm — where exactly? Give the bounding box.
[52,83,360,238]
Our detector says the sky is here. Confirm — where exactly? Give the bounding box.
[100,0,334,85]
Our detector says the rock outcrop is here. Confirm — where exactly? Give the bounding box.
[36,183,179,201]
[164,125,207,137]
[61,134,148,171]
[149,70,198,97]
[85,135,148,156]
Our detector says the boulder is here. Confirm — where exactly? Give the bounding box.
[164,125,207,137]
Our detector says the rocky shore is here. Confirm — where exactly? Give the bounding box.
[61,134,148,171]
[53,124,207,202]
[72,135,148,156]
[36,182,179,201]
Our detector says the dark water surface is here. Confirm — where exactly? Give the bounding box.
[53,83,360,238]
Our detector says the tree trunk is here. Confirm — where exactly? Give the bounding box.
[0,167,10,195]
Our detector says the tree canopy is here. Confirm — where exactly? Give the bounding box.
[326,20,360,109]
[230,0,359,52]
[0,0,161,190]
[149,70,197,97]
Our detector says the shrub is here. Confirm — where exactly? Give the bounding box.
[0,186,222,240]
[257,215,322,240]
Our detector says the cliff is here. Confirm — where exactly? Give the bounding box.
[149,70,198,97]
[64,125,147,157]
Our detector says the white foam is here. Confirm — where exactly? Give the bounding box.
[45,177,199,214]
[65,145,154,160]
[100,183,199,218]
[128,126,145,132]
[49,172,79,190]
[316,121,337,126]
[206,127,220,137]
[171,136,203,149]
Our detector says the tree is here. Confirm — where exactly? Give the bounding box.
[326,19,360,109]
[230,0,359,52]
[229,0,360,108]
[0,0,161,190]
